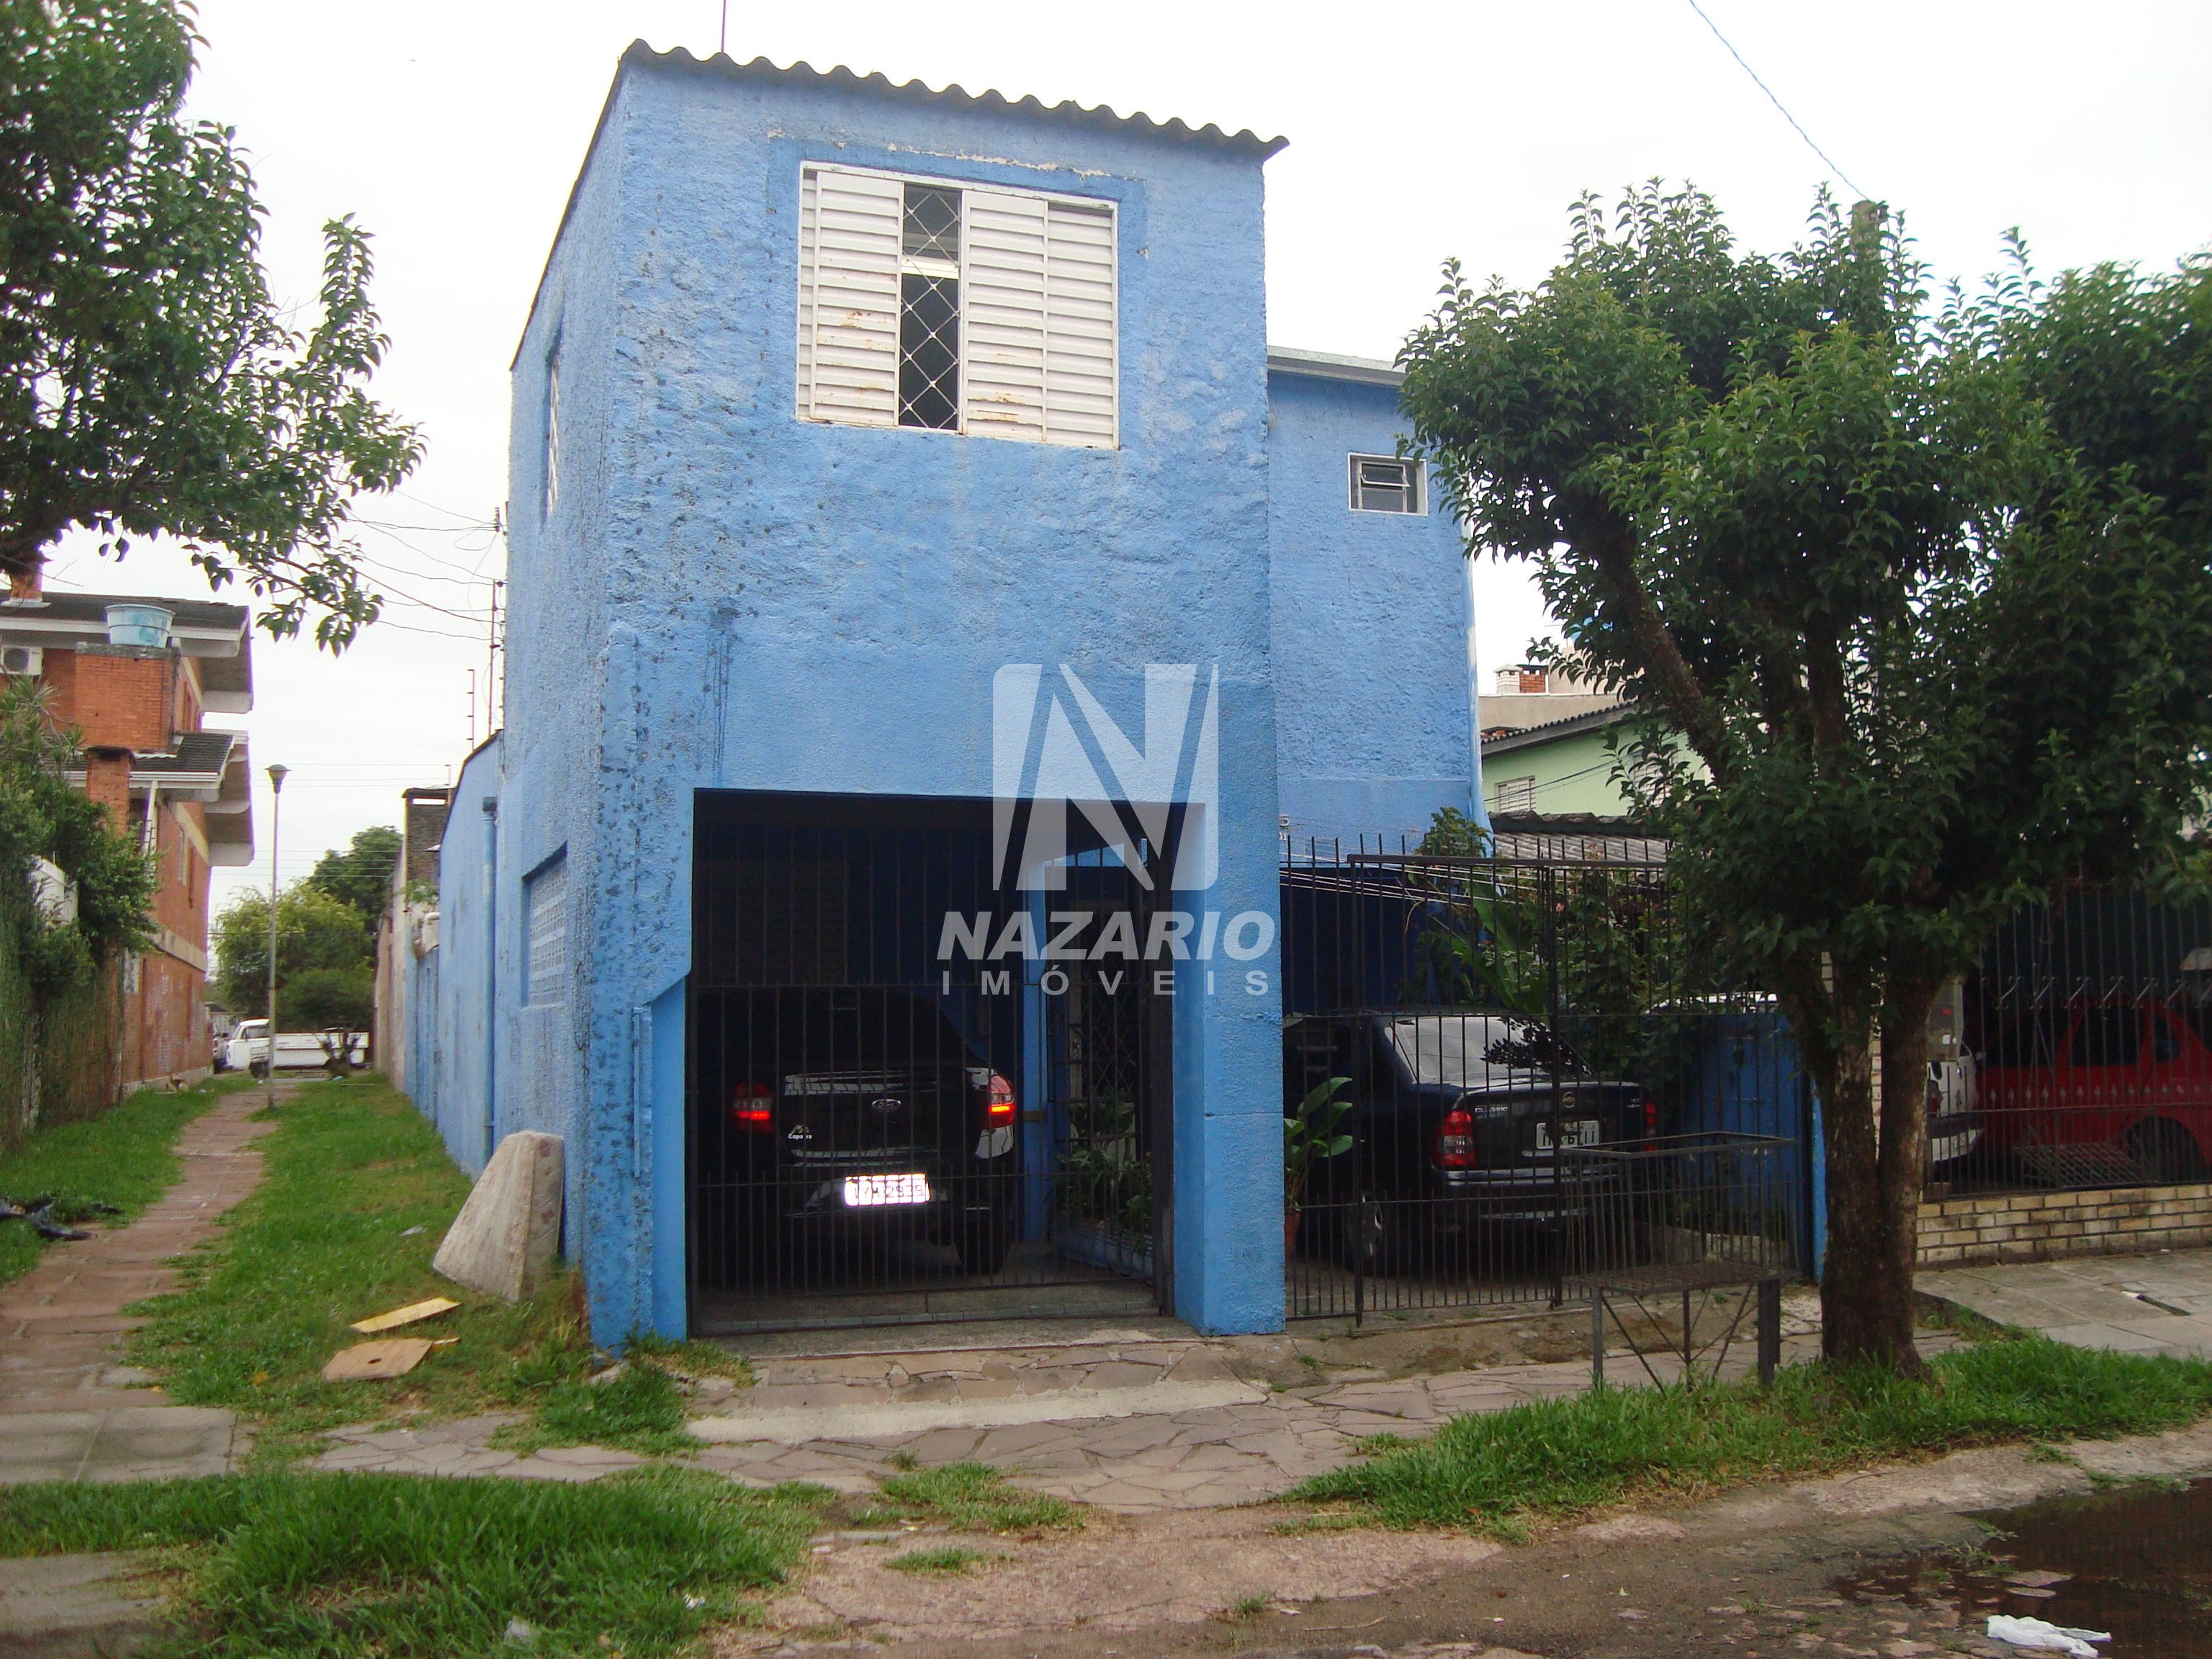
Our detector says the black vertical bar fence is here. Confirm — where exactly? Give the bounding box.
[1281,838,1811,1322]
[687,793,1168,1334]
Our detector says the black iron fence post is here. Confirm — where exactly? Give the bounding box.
[1544,863,1565,1304]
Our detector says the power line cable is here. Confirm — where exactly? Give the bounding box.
[1683,0,1871,201]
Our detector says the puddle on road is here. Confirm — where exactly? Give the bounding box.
[1836,1477,2212,1656]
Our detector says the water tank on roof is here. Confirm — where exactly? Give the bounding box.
[104,603,174,647]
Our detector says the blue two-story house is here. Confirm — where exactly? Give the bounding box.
[407,43,1481,1345]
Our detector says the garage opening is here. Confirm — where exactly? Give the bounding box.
[688,791,1170,1334]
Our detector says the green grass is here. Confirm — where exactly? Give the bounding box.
[0,1467,832,1658]
[127,1074,595,1460]
[0,1074,248,1287]
[885,1545,989,1575]
[855,1462,1082,1534]
[623,1334,755,1383]
[1297,1336,2212,1536]
[491,1362,699,1457]
[1217,1591,1275,1624]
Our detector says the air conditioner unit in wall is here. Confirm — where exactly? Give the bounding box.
[1,645,41,675]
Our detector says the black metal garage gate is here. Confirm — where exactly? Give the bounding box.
[688,792,1170,1334]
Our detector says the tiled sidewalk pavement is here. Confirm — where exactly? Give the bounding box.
[320,1292,1957,1513]
[1920,1247,2212,1355]
[0,1086,284,1483]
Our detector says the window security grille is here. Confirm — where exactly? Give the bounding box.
[899,184,961,430]
[1494,776,1537,816]
[525,856,567,1007]
[797,163,1118,447]
[1349,454,1423,513]
[543,351,561,518]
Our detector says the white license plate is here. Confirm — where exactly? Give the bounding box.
[842,1172,931,1208]
[1534,1120,1601,1151]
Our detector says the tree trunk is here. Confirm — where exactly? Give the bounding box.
[1780,967,1941,1372]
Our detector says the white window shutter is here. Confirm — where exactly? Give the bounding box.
[961,189,1048,441]
[797,166,902,426]
[526,859,568,1007]
[1043,200,1118,449]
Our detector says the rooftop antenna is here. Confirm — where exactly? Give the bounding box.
[467,667,477,748]
[718,2,727,56]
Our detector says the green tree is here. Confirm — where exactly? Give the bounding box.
[212,883,369,1018]
[0,677,153,977]
[305,824,400,927]
[0,0,420,644]
[282,964,372,1073]
[1398,186,2212,1370]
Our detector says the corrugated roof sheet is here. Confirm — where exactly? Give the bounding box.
[131,730,238,779]
[1480,703,1644,755]
[518,42,1285,364]
[631,42,1287,158]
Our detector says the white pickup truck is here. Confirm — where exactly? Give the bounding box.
[224,1019,369,1075]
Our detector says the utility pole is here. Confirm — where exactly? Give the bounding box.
[487,579,504,734]
[264,763,287,1112]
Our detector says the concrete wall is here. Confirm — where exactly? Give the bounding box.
[1266,367,1479,849]
[1483,724,1629,818]
[428,737,502,1178]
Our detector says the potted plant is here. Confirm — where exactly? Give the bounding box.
[1284,1076,1354,1257]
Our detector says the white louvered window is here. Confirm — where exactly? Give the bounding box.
[796,163,1118,448]
[525,855,567,1008]
[1493,777,1537,817]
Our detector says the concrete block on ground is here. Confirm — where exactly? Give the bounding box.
[432,1131,564,1302]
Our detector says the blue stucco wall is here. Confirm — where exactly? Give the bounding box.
[427,737,503,1177]
[409,49,1490,1344]
[495,52,1286,1343]
[1267,368,1480,849]
[405,930,438,1136]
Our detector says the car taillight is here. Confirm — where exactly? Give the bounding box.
[729,1082,775,1130]
[1433,1107,1477,1169]
[984,1073,1017,1124]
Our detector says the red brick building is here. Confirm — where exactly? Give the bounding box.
[0,586,255,1087]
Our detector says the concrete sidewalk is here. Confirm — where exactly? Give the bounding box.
[0,1086,282,1483]
[1920,1247,2212,1355]
[316,1287,1938,1511]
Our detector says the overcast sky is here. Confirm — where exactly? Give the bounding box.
[48,1,2208,916]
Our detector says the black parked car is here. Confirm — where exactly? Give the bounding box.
[697,987,1020,1281]
[1285,1010,1655,1265]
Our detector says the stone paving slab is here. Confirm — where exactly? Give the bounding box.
[0,1088,282,1482]
[0,1551,162,1654]
[0,1407,240,1483]
[307,1320,1887,1511]
[1921,1246,2212,1355]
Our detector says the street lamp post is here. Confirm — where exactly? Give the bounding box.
[264,764,287,1110]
